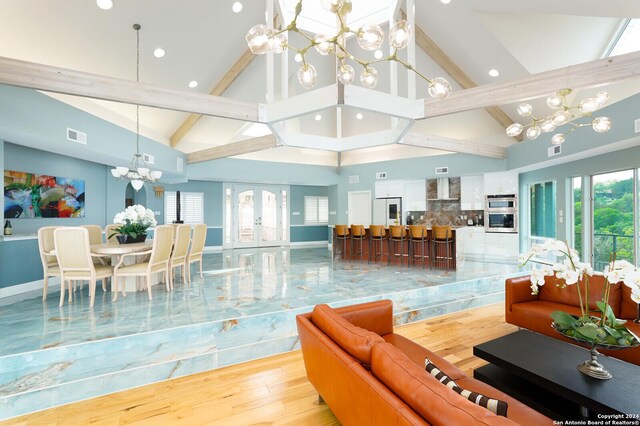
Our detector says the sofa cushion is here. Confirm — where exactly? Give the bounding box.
[371,342,516,426]
[538,275,621,317]
[425,358,508,417]
[383,333,466,380]
[311,304,384,366]
[621,284,640,320]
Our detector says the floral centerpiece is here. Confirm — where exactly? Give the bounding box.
[520,239,640,379]
[110,204,157,243]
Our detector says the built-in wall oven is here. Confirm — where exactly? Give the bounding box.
[485,194,518,233]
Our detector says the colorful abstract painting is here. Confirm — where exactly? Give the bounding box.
[4,170,85,218]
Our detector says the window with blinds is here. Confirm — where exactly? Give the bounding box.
[304,196,329,225]
[164,191,204,224]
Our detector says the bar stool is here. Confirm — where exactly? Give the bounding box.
[333,225,350,260]
[388,225,408,266]
[369,225,386,264]
[432,225,454,269]
[350,225,366,261]
[408,225,429,268]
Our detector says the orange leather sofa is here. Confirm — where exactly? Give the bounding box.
[296,299,551,426]
[506,275,640,366]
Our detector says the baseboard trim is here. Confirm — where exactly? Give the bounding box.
[0,278,60,306]
[203,246,223,253]
[290,241,328,248]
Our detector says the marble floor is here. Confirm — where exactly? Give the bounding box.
[0,247,528,419]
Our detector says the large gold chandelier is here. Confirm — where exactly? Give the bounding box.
[506,89,612,145]
[245,0,452,98]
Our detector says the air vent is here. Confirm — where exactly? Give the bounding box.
[548,145,562,157]
[66,128,87,145]
[635,118,640,133]
[142,153,155,165]
[435,167,448,175]
[375,172,387,180]
[177,157,184,173]
[349,175,360,184]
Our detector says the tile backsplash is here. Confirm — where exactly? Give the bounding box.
[406,209,484,227]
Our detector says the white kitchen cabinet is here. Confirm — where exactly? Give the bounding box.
[404,179,426,211]
[456,227,486,261]
[375,180,405,198]
[484,232,519,261]
[460,175,485,210]
[483,171,518,195]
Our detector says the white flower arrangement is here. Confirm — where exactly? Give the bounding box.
[520,239,640,347]
[111,204,157,238]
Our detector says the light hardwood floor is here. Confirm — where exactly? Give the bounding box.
[3,303,517,426]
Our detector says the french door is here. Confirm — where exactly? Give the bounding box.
[224,184,289,249]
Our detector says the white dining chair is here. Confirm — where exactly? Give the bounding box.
[186,224,207,283]
[54,227,114,307]
[169,224,191,289]
[37,226,61,300]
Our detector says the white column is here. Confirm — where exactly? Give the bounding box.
[406,0,416,100]
[266,0,275,104]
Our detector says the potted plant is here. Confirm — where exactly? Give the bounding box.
[520,239,640,379]
[110,205,157,244]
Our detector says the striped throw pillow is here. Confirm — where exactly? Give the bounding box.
[425,358,508,417]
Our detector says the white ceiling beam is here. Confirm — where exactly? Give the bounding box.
[0,56,259,123]
[422,50,640,118]
[186,135,277,164]
[402,132,506,159]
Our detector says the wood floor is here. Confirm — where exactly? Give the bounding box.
[3,303,517,426]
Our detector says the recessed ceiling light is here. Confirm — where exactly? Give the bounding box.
[232,1,243,13]
[314,114,322,121]
[188,80,199,88]
[356,113,364,120]
[374,50,383,59]
[294,53,303,63]
[488,69,500,77]
[440,0,451,4]
[153,48,165,58]
[96,0,113,10]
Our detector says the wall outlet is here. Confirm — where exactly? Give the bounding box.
[349,175,360,184]
[375,172,387,180]
[635,118,640,133]
[292,211,300,216]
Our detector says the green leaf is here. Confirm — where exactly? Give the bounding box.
[550,311,579,327]
[595,301,618,327]
[603,325,622,338]
[575,325,598,340]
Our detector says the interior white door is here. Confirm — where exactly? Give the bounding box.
[231,184,287,248]
[348,191,372,226]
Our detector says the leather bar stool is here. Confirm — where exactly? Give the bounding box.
[388,225,408,267]
[369,225,386,264]
[333,224,349,260]
[408,225,429,268]
[350,225,366,261]
[432,225,454,269]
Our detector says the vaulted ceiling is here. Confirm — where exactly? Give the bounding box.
[1,0,639,167]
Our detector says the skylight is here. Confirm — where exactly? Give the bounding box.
[607,19,640,57]
[241,123,272,137]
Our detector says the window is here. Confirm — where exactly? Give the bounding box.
[571,177,583,258]
[164,191,204,224]
[304,196,328,225]
[529,181,556,239]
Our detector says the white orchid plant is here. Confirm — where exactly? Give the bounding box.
[110,204,157,239]
[520,239,640,347]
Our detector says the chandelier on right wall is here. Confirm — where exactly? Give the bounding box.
[506,89,611,145]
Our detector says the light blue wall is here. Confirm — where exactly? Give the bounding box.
[289,185,328,226]
[0,239,42,288]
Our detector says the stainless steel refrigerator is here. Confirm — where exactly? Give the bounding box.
[373,197,402,226]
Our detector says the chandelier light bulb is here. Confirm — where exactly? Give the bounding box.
[551,134,565,145]
[540,119,556,133]
[313,34,333,55]
[357,25,384,51]
[374,49,383,59]
[270,32,286,54]
[389,20,412,50]
[294,53,303,63]
[592,117,611,133]
[321,0,351,15]
[360,67,378,89]
[131,180,144,191]
[552,110,572,126]
[517,103,533,117]
[427,77,452,99]
[505,123,523,137]
[110,169,121,178]
[595,91,610,106]
[526,126,541,140]
[546,94,563,109]
[337,63,355,85]
[246,24,271,54]
[297,63,317,89]
[150,171,163,180]
[579,98,599,113]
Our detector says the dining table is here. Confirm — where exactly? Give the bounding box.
[90,241,160,293]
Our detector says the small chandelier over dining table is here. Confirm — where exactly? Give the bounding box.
[110,24,162,191]
[245,0,452,98]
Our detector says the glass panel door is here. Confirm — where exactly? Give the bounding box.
[592,170,634,270]
[261,190,278,244]
[237,189,257,247]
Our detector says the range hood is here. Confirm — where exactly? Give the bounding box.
[427,178,459,201]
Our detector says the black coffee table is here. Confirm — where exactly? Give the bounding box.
[473,330,640,421]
